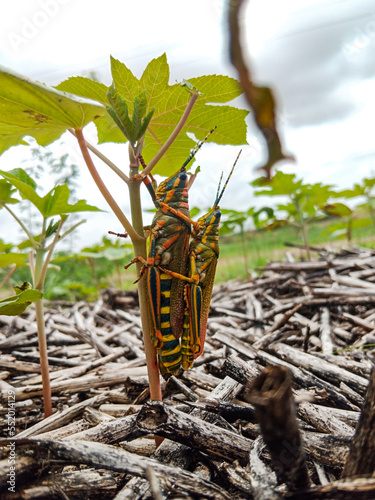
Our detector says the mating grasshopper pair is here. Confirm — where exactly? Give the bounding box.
[126,136,241,378]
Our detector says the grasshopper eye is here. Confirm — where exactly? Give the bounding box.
[180,172,187,181]
[215,210,221,219]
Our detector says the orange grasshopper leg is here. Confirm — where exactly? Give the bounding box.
[158,201,200,233]
[156,265,199,286]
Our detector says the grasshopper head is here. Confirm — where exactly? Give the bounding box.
[155,128,217,205]
[155,167,189,205]
[193,207,222,255]
[193,151,241,241]
[196,206,222,233]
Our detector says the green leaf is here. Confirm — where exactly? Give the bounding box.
[132,91,153,140]
[0,168,101,217]
[55,76,108,105]
[106,86,155,147]
[18,234,41,250]
[140,54,170,109]
[253,171,302,196]
[94,114,125,143]
[263,219,289,231]
[110,56,141,103]
[187,75,243,104]
[0,285,43,315]
[0,168,42,209]
[45,218,60,237]
[363,178,375,190]
[334,185,364,198]
[252,207,275,228]
[14,281,30,293]
[0,239,14,252]
[0,253,28,267]
[138,107,154,141]
[6,168,37,188]
[0,66,106,154]
[329,228,348,240]
[323,203,353,218]
[56,54,248,175]
[190,206,201,218]
[220,208,247,226]
[106,85,134,141]
[0,179,18,205]
[41,184,102,217]
[277,202,298,217]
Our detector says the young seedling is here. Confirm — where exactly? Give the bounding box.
[0,169,100,416]
[252,171,334,260]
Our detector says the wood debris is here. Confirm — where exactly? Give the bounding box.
[1,246,375,498]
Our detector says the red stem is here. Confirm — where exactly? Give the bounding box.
[74,128,141,243]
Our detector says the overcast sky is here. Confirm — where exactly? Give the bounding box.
[1,0,375,248]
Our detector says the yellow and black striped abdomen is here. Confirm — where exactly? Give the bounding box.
[158,273,182,377]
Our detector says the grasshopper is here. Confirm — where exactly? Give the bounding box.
[181,151,241,369]
[125,130,215,376]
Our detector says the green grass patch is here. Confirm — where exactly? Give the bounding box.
[216,218,375,283]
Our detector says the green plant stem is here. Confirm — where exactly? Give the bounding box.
[142,91,199,176]
[347,216,352,244]
[69,129,130,184]
[300,221,311,261]
[3,204,38,247]
[127,176,162,403]
[37,217,65,291]
[295,200,311,261]
[56,219,87,245]
[28,249,36,285]
[74,128,141,243]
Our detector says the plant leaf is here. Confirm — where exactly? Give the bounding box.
[0,239,14,252]
[190,206,201,218]
[110,56,141,104]
[56,54,248,175]
[0,66,106,155]
[0,286,43,315]
[323,203,353,218]
[0,168,102,217]
[0,253,28,267]
[0,168,43,209]
[106,85,134,141]
[55,76,108,105]
[14,281,30,293]
[252,171,302,196]
[0,179,19,205]
[41,184,102,217]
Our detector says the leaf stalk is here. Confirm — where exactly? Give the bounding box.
[74,128,142,243]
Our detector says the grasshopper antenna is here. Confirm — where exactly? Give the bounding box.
[214,150,242,206]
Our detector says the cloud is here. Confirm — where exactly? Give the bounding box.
[246,1,375,128]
